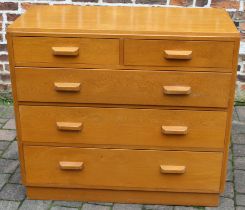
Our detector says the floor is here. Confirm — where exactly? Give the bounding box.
[0,105,244,210]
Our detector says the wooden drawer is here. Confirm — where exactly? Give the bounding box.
[13,37,119,66]
[24,146,222,193]
[124,39,234,70]
[19,106,227,150]
[15,68,231,108]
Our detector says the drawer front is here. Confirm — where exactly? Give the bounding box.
[24,146,222,193]
[19,106,227,150]
[124,39,234,70]
[13,37,119,66]
[15,68,231,108]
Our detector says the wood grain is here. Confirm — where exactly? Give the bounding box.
[160,165,186,174]
[7,5,240,205]
[124,39,234,68]
[164,50,192,60]
[24,146,223,193]
[6,33,27,185]
[219,31,241,192]
[59,161,84,170]
[163,86,191,95]
[13,37,120,66]
[52,47,79,56]
[8,6,238,37]
[54,82,81,92]
[56,122,83,131]
[15,68,231,108]
[19,105,227,150]
[26,187,220,206]
[161,126,188,135]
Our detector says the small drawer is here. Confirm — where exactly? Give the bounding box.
[19,105,227,150]
[24,146,222,193]
[124,39,234,70]
[15,68,231,108]
[13,37,119,66]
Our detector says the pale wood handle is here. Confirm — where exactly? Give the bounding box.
[160,165,186,174]
[57,122,83,131]
[164,50,192,60]
[54,82,81,92]
[163,86,191,95]
[52,47,79,56]
[162,126,188,135]
[59,161,84,170]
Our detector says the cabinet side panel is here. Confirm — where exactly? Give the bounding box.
[220,38,240,192]
[7,33,26,184]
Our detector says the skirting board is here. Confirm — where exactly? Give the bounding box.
[27,187,220,207]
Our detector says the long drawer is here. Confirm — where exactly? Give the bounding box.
[124,39,234,70]
[13,37,120,66]
[24,146,223,193]
[15,68,231,108]
[19,106,226,150]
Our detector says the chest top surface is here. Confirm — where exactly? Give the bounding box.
[8,5,239,37]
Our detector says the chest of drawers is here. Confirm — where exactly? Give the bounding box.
[7,5,240,206]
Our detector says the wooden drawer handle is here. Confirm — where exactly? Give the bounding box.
[162,126,188,135]
[59,161,84,170]
[163,86,191,95]
[52,47,79,56]
[164,50,192,60]
[160,165,186,174]
[54,82,81,92]
[57,122,83,131]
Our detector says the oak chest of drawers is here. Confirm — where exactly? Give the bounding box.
[7,5,240,206]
